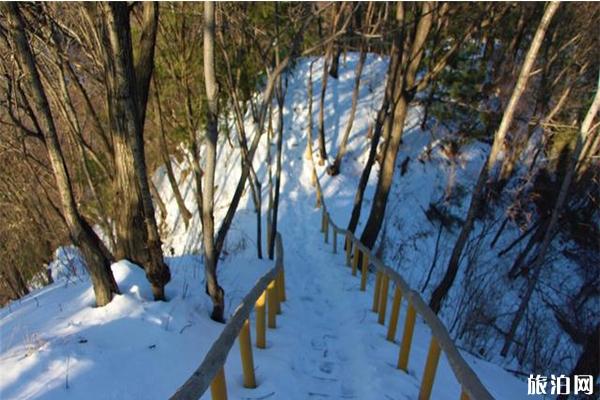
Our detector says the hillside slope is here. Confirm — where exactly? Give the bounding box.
[1,54,542,399]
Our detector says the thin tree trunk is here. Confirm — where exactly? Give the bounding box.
[153,77,192,228]
[267,105,274,249]
[496,220,539,256]
[134,2,159,127]
[304,60,321,209]
[346,26,403,236]
[488,2,560,180]
[269,79,285,260]
[149,179,168,222]
[202,1,224,322]
[101,3,170,301]
[317,52,330,165]
[429,1,559,314]
[329,45,342,79]
[216,32,263,259]
[7,264,29,297]
[506,221,547,279]
[5,3,119,307]
[213,53,303,259]
[0,268,22,300]
[500,79,599,357]
[44,43,117,252]
[360,2,434,249]
[185,86,204,225]
[328,46,366,176]
[305,60,316,162]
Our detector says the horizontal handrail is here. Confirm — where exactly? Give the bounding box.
[170,233,284,400]
[310,157,493,400]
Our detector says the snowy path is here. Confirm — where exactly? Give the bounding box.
[225,139,420,400]
[224,132,528,400]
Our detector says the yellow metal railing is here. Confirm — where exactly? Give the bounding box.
[310,157,494,400]
[170,233,286,400]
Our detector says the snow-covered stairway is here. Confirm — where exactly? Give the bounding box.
[222,148,489,400]
[193,127,529,400]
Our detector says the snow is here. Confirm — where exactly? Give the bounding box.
[1,53,537,399]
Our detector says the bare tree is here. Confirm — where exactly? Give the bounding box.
[316,4,345,166]
[268,73,286,260]
[500,78,599,356]
[3,3,119,306]
[359,2,434,248]
[328,45,366,176]
[99,3,171,300]
[358,2,486,251]
[429,1,560,314]
[153,76,193,228]
[201,1,224,322]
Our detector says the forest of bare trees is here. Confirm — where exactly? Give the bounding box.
[0,1,598,389]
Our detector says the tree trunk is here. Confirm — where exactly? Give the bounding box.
[500,79,599,357]
[153,77,192,228]
[267,106,275,245]
[134,2,159,126]
[5,3,119,307]
[487,2,560,181]
[185,85,204,226]
[360,2,434,249]
[7,264,29,297]
[202,1,224,323]
[101,3,171,301]
[305,61,316,162]
[45,37,117,252]
[429,1,559,314]
[149,179,168,222]
[328,46,366,176]
[317,52,330,165]
[213,54,300,260]
[97,7,148,268]
[329,46,342,79]
[216,32,263,259]
[506,221,548,279]
[346,13,403,236]
[269,80,285,260]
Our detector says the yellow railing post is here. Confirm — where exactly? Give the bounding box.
[267,281,277,329]
[378,274,389,325]
[372,270,382,311]
[345,233,352,267]
[239,319,256,388]
[320,209,325,232]
[386,286,403,341]
[324,214,329,243]
[210,367,228,400]
[255,292,266,348]
[460,389,469,400]
[397,299,416,372]
[278,269,286,302]
[360,252,369,291]
[419,337,442,400]
[352,246,360,276]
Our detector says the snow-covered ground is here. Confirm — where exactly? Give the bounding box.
[1,54,539,399]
